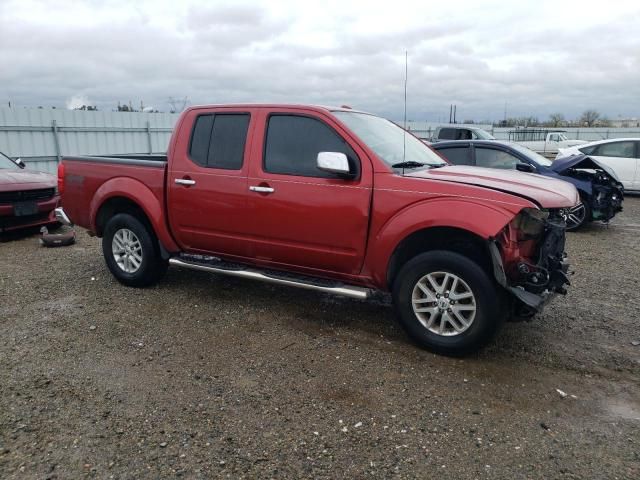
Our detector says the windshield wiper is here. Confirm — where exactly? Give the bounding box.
[391,161,428,168]
[392,161,447,169]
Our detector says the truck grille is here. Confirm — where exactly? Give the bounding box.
[0,188,55,204]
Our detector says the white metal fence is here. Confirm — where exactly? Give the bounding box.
[0,108,180,174]
[2,109,639,174]
[406,121,640,142]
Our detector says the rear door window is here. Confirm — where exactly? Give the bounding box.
[579,145,597,155]
[475,148,519,169]
[437,146,473,165]
[189,114,250,169]
[593,141,636,158]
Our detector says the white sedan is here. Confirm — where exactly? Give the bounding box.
[557,138,640,192]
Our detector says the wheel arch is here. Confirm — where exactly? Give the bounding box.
[366,197,523,290]
[95,197,151,237]
[386,226,493,290]
[90,177,178,253]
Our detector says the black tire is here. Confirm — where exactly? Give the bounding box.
[102,213,167,287]
[392,250,505,356]
[564,197,591,232]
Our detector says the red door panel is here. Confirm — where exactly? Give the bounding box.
[167,109,255,257]
[246,109,373,276]
[247,177,371,274]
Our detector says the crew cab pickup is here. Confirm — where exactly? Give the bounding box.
[56,104,579,355]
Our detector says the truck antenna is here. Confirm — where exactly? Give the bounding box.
[402,50,408,176]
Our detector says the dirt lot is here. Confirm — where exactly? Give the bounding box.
[1,199,639,479]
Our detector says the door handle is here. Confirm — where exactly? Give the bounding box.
[249,186,275,194]
[175,178,196,186]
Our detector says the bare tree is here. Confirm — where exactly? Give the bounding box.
[548,113,565,127]
[579,110,600,127]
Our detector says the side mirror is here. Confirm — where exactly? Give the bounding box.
[15,157,26,169]
[516,162,535,173]
[317,152,352,177]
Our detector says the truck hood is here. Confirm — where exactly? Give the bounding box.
[0,169,57,192]
[550,154,620,182]
[405,165,579,208]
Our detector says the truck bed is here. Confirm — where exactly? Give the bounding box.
[61,155,167,234]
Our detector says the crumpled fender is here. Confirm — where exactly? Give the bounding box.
[365,196,535,287]
[90,177,178,252]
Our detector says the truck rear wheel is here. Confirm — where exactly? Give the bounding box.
[392,250,504,356]
[102,213,167,287]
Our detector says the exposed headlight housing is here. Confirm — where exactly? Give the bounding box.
[512,208,548,240]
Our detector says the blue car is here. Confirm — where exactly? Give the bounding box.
[431,140,623,230]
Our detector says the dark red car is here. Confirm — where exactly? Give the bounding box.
[0,151,60,233]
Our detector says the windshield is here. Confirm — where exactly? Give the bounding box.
[0,151,20,170]
[333,111,447,168]
[474,129,495,140]
[508,142,553,166]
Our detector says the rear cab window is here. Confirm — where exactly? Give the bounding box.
[439,128,471,140]
[438,128,457,140]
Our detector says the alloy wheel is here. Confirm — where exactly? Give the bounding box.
[112,228,143,273]
[411,271,477,336]
[563,203,586,230]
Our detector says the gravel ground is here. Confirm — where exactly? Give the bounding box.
[1,198,639,479]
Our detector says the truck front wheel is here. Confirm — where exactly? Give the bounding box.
[392,250,504,356]
[102,213,167,287]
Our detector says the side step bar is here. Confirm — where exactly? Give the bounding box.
[168,258,371,300]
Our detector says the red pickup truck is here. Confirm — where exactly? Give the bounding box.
[56,104,578,355]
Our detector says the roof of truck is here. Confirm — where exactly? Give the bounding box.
[185,103,370,114]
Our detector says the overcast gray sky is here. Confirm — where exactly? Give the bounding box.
[1,0,639,122]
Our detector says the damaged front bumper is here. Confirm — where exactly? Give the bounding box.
[590,183,623,223]
[490,208,571,316]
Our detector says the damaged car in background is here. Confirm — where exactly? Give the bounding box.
[431,140,623,230]
[551,154,624,229]
[0,151,60,234]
